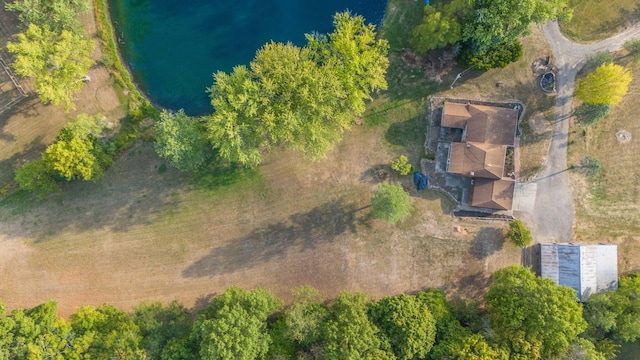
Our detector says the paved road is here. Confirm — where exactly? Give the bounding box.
[522,21,640,242]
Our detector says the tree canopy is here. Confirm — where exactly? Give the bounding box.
[462,0,571,55]
[194,287,282,360]
[1,278,640,359]
[154,110,208,172]
[5,0,90,32]
[505,219,532,248]
[485,265,587,359]
[576,63,632,105]
[370,294,437,360]
[7,24,94,111]
[323,292,386,360]
[371,182,414,225]
[206,12,388,167]
[410,1,466,54]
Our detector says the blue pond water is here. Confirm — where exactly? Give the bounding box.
[109,0,388,115]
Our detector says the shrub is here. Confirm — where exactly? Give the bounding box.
[371,182,414,225]
[506,219,532,248]
[574,103,610,126]
[390,155,413,175]
[623,39,640,63]
[581,156,602,180]
[584,51,613,73]
[459,41,523,71]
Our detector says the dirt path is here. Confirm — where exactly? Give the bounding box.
[523,21,640,242]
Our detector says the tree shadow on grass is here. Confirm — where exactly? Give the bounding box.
[0,143,191,240]
[182,197,361,278]
[441,271,492,300]
[0,136,46,186]
[469,227,505,259]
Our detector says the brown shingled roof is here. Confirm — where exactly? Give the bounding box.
[442,101,519,210]
[470,178,515,210]
[441,102,518,146]
[447,142,505,179]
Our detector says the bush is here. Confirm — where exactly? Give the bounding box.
[458,41,523,71]
[506,219,532,248]
[581,156,602,179]
[390,155,412,175]
[371,182,414,225]
[624,39,640,63]
[14,159,59,196]
[574,103,610,126]
[584,51,613,73]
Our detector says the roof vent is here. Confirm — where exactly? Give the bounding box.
[466,143,471,148]
[469,171,475,176]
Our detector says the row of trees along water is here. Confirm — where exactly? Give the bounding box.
[1,266,639,359]
[10,0,628,194]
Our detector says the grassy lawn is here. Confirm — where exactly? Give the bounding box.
[0,0,523,316]
[560,0,640,41]
[567,50,640,273]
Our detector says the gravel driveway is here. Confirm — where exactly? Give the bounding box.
[520,21,640,242]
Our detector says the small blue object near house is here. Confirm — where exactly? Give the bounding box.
[413,171,428,191]
[523,243,618,301]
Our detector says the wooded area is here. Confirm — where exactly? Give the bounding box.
[1,267,638,359]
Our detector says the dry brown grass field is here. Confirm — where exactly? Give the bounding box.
[0,0,523,317]
[568,52,640,274]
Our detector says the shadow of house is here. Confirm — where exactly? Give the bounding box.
[522,243,618,301]
[440,101,519,210]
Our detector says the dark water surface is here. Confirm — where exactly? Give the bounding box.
[109,0,388,115]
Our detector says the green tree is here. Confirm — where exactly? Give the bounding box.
[39,113,111,182]
[390,155,412,176]
[154,110,208,172]
[430,331,508,360]
[505,219,532,248]
[485,265,587,359]
[207,12,388,167]
[458,40,523,71]
[0,301,92,359]
[133,301,194,360]
[43,136,100,181]
[194,287,282,360]
[14,158,59,195]
[284,286,329,350]
[371,182,413,225]
[321,11,389,112]
[7,24,94,111]
[624,39,640,63]
[462,0,571,55]
[323,292,385,360]
[71,304,146,359]
[410,3,464,54]
[574,103,610,126]
[576,63,632,105]
[5,0,90,32]
[370,294,436,360]
[584,274,640,343]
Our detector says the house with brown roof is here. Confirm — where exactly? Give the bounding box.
[442,102,519,210]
